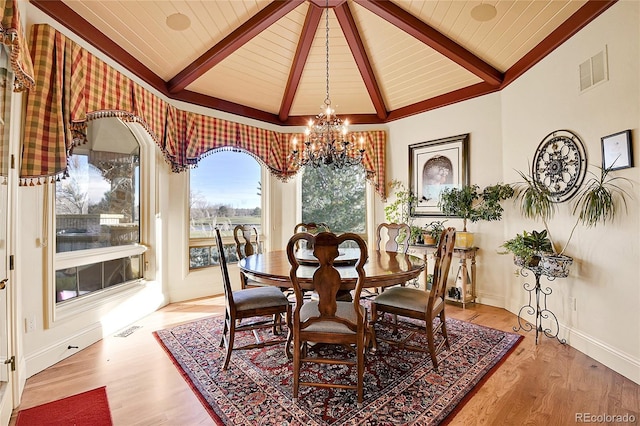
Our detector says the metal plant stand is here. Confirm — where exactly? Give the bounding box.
[513,265,566,345]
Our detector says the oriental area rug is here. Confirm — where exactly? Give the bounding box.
[15,386,113,426]
[154,315,522,425]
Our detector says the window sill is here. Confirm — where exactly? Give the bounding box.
[53,279,147,325]
[56,244,148,269]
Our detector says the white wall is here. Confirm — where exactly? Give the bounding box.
[384,93,509,307]
[500,0,639,382]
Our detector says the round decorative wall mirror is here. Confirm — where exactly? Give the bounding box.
[532,129,587,203]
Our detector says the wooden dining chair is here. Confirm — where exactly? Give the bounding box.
[216,228,292,370]
[375,222,411,253]
[293,222,330,250]
[368,223,412,299]
[286,231,369,407]
[233,224,261,289]
[370,227,456,370]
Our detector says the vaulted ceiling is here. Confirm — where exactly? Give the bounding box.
[29,0,616,126]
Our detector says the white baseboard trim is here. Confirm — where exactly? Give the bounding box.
[476,292,505,308]
[505,297,640,385]
[24,323,104,379]
[560,323,640,385]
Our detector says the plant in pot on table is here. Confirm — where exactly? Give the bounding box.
[438,183,514,247]
[422,220,447,245]
[505,165,632,277]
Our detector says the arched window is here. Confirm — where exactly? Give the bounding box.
[189,150,262,269]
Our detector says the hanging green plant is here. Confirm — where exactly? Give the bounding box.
[572,165,631,227]
[511,164,632,255]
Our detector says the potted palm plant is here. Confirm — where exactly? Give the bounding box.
[499,229,553,268]
[509,164,632,277]
[438,183,514,247]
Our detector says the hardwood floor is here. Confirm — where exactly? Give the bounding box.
[10,296,640,425]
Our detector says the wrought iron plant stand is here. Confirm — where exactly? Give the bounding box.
[513,264,566,345]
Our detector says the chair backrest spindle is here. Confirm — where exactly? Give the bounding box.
[429,227,456,309]
[376,222,411,253]
[215,229,234,306]
[233,225,260,259]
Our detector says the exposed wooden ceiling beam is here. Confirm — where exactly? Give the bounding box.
[385,83,499,122]
[173,90,283,124]
[167,0,305,94]
[352,0,503,86]
[279,4,323,122]
[334,2,387,120]
[30,0,613,127]
[175,89,383,126]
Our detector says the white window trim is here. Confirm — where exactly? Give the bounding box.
[45,120,155,328]
[55,244,147,270]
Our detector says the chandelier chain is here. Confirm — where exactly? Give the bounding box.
[325,2,330,106]
[289,0,365,170]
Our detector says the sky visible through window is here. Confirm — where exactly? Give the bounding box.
[190,151,261,209]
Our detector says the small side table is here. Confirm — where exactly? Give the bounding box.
[513,265,566,345]
[408,244,478,308]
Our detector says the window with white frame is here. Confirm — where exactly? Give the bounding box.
[301,164,366,235]
[189,150,262,269]
[54,118,143,303]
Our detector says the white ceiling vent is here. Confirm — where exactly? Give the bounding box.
[580,47,608,92]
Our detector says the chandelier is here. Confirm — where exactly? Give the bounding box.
[291,1,364,169]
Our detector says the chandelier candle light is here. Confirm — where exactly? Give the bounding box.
[291,1,365,169]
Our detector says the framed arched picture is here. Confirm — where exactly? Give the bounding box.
[409,134,469,216]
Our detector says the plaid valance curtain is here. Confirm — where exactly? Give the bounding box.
[0,0,34,184]
[21,24,387,198]
[0,0,35,92]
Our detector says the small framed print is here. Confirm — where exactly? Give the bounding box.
[601,130,632,170]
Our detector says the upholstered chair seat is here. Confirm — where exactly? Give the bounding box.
[373,287,443,313]
[299,301,366,334]
[233,286,292,311]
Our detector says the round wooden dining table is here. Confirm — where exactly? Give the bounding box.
[238,247,425,291]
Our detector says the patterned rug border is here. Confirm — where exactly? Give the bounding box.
[153,326,222,423]
[154,315,523,425]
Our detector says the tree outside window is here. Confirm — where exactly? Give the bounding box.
[301,165,366,234]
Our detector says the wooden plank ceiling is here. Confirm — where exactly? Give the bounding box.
[29,0,615,126]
